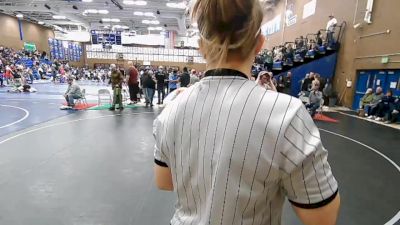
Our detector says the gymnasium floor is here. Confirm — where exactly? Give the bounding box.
[0,83,399,225]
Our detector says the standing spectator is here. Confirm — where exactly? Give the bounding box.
[0,67,4,87]
[109,64,124,111]
[5,65,13,85]
[326,14,338,49]
[306,80,323,117]
[127,62,140,104]
[323,78,334,106]
[169,70,179,93]
[155,66,167,105]
[153,0,340,224]
[180,67,190,88]
[283,71,292,94]
[276,75,285,93]
[142,70,156,107]
[301,72,314,93]
[189,69,200,86]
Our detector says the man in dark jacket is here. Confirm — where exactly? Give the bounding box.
[109,64,124,111]
[142,70,156,107]
[155,66,167,105]
[180,67,190,88]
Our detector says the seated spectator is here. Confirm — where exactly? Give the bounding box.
[359,88,374,109]
[256,71,277,92]
[62,76,82,109]
[385,97,400,124]
[364,87,384,117]
[306,80,322,117]
[368,90,396,121]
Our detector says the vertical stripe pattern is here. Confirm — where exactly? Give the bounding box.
[154,74,338,225]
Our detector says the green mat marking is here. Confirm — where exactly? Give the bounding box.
[89,104,140,110]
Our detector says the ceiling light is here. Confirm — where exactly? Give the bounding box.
[82,0,93,2]
[142,20,159,25]
[166,2,186,9]
[16,14,23,18]
[38,21,44,25]
[134,11,143,16]
[102,18,120,22]
[148,26,163,31]
[98,10,109,14]
[144,12,154,17]
[123,0,147,5]
[86,9,98,13]
[53,15,66,19]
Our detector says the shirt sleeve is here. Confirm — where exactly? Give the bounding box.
[280,105,338,209]
[153,116,169,167]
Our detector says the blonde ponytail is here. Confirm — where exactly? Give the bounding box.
[192,0,263,66]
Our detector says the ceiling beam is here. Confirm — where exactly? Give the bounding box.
[0,5,89,28]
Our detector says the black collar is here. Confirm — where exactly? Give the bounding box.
[204,69,249,79]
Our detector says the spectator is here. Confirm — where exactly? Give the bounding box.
[127,62,140,104]
[283,71,292,94]
[169,70,179,93]
[365,87,384,117]
[189,69,200,86]
[368,90,396,121]
[142,70,156,107]
[62,76,82,109]
[109,64,124,111]
[264,51,273,71]
[306,80,322,117]
[385,97,400,124]
[0,67,4,87]
[359,88,374,109]
[301,72,314,94]
[155,66,167,105]
[256,71,277,91]
[323,78,334,106]
[277,75,285,93]
[180,67,190,88]
[326,14,338,49]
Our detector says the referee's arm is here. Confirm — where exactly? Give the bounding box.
[292,194,340,225]
[154,162,173,191]
[280,104,340,225]
[153,117,174,191]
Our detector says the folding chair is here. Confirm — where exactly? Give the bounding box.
[317,99,325,114]
[75,89,88,106]
[98,89,112,106]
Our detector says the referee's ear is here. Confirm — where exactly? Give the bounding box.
[255,34,265,56]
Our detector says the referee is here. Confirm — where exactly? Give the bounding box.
[153,0,340,224]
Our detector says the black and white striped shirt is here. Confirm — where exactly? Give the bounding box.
[154,69,338,225]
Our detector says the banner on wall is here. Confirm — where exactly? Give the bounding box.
[24,42,37,51]
[285,1,297,27]
[261,14,282,36]
[303,0,317,19]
